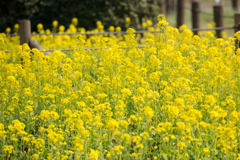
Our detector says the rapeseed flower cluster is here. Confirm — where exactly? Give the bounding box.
[1,14,240,159]
[3,17,159,52]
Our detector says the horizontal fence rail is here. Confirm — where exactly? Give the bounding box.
[3,25,239,54]
[5,25,237,37]
[3,45,147,53]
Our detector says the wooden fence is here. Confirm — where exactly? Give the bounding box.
[3,23,240,54]
[159,0,240,38]
[18,20,50,56]
[159,0,239,15]
[3,0,240,54]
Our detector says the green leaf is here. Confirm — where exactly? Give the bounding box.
[161,154,168,160]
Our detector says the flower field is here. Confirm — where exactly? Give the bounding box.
[1,15,240,159]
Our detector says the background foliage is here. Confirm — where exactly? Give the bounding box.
[0,0,161,33]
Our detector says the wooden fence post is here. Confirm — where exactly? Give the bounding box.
[213,5,224,38]
[235,23,240,54]
[232,0,238,11]
[234,13,240,33]
[159,0,166,15]
[235,14,240,54]
[19,20,31,45]
[192,1,200,35]
[177,0,185,28]
[30,39,50,55]
[19,19,50,55]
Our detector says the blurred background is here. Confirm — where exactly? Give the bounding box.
[0,0,239,35]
